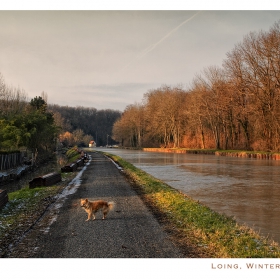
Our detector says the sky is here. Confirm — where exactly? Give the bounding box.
[2,2,280,278]
[1,2,280,112]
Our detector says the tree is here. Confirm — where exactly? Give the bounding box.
[144,86,187,148]
[16,96,59,160]
[0,119,22,150]
[112,103,145,148]
[0,73,28,119]
[48,104,121,147]
[224,21,280,150]
[30,96,47,112]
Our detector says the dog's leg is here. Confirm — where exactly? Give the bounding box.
[86,212,91,221]
[86,212,92,222]
[92,213,96,220]
[103,208,108,220]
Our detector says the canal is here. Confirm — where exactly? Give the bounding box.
[96,147,280,244]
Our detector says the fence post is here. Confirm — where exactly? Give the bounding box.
[0,155,3,170]
[0,152,24,171]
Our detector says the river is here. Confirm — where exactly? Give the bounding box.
[95,147,280,244]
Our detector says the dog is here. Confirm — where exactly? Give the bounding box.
[80,198,115,221]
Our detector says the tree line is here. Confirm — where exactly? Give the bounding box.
[48,104,121,147]
[0,73,121,162]
[112,21,280,152]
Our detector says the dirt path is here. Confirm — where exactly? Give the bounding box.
[9,152,185,258]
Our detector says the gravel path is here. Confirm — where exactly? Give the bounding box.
[10,152,185,258]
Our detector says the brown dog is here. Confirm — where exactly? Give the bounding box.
[80,198,115,221]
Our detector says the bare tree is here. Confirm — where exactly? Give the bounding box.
[144,86,187,148]
[0,73,28,118]
[112,103,145,148]
[224,21,280,151]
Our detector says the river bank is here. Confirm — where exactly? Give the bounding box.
[105,151,280,258]
[0,172,77,257]
[0,147,86,257]
[2,147,280,258]
[143,148,280,160]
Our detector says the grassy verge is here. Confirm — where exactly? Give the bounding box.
[0,172,76,257]
[142,148,280,159]
[105,152,280,258]
[66,146,83,162]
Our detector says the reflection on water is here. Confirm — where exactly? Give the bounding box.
[97,148,280,243]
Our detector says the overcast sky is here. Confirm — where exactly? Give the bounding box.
[1,6,280,111]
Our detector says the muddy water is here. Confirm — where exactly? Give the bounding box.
[96,148,280,243]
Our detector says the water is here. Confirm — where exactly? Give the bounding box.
[96,148,280,243]
[1,154,67,193]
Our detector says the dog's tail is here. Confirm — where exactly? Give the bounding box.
[108,201,115,211]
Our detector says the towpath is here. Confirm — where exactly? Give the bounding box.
[9,152,185,258]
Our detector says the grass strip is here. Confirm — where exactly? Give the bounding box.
[0,185,63,256]
[0,170,76,257]
[105,152,280,258]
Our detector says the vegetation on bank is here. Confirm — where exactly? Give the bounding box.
[0,145,85,256]
[0,185,61,256]
[65,146,82,162]
[105,152,280,258]
[0,170,76,257]
[142,148,280,159]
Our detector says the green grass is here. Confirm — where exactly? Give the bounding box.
[0,185,63,256]
[1,186,59,231]
[105,152,280,258]
[66,146,81,162]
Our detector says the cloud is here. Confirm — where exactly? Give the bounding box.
[48,82,161,110]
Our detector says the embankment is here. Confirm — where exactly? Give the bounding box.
[105,152,280,258]
[143,148,280,160]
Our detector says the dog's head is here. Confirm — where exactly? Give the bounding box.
[80,198,89,208]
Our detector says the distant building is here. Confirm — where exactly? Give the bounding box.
[89,140,96,148]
